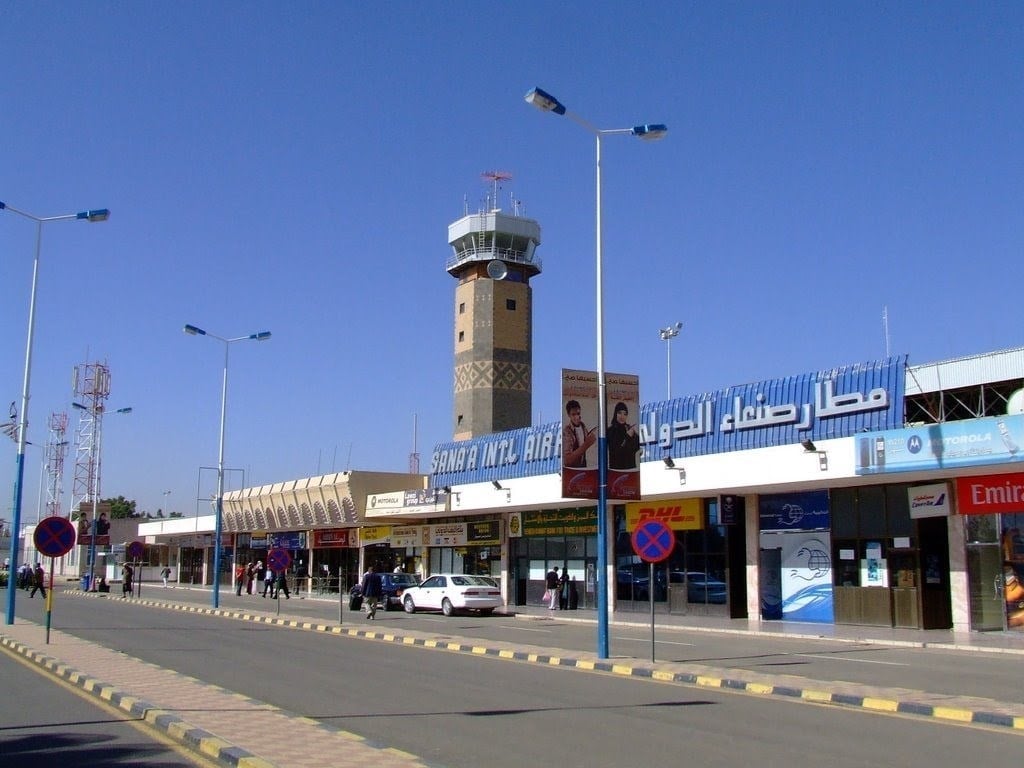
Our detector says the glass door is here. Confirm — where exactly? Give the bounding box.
[967,544,1004,631]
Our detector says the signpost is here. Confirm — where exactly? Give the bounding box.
[267,548,292,614]
[631,518,675,662]
[33,516,76,643]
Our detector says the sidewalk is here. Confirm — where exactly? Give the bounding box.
[0,617,439,768]
[3,589,1023,768]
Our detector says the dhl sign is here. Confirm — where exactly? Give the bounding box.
[626,499,703,532]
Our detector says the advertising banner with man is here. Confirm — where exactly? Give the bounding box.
[561,368,641,501]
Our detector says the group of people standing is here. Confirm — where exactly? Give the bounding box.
[18,562,47,598]
[544,566,580,612]
[235,560,304,599]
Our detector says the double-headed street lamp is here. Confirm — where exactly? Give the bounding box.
[659,322,683,400]
[72,402,132,590]
[2,200,109,625]
[525,87,666,659]
[184,324,271,608]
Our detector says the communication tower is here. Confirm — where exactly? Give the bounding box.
[447,173,542,439]
[45,411,69,518]
[70,362,110,518]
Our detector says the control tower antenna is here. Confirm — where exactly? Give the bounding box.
[481,170,512,211]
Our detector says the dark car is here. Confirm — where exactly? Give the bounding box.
[351,572,421,611]
[671,571,728,604]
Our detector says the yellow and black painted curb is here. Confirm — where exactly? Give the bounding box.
[0,634,275,768]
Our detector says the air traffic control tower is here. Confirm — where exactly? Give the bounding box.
[447,195,542,440]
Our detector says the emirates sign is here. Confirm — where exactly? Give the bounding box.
[956,472,1024,515]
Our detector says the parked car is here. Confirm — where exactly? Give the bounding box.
[401,573,502,616]
[672,571,728,604]
[350,572,421,611]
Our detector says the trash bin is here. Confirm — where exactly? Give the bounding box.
[81,573,91,591]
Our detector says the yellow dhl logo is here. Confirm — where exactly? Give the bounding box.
[628,504,703,530]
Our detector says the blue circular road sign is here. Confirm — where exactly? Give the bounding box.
[631,518,675,563]
[267,547,292,573]
[34,516,77,558]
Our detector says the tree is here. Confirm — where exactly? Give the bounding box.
[104,496,137,519]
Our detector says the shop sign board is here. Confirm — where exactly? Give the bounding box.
[625,499,702,532]
[908,483,952,518]
[956,472,1024,515]
[523,508,596,536]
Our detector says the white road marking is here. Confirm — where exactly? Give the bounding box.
[614,635,695,646]
[795,653,907,666]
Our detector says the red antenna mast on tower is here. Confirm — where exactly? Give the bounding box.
[481,170,513,210]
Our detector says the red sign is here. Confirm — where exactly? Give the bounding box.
[312,528,354,548]
[957,472,1024,515]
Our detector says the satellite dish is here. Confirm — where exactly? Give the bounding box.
[486,259,508,280]
[1008,388,1024,415]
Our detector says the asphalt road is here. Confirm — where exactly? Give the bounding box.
[9,593,1022,768]
[0,640,214,768]
[72,586,1024,706]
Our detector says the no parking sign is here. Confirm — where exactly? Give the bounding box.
[631,518,674,563]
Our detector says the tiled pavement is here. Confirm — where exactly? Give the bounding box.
[3,590,1024,768]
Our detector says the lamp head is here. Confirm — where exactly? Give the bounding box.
[524,87,566,115]
[77,209,111,222]
[632,124,668,141]
[183,324,205,336]
[492,480,504,490]
[663,456,676,469]
[801,439,817,453]
[252,331,272,341]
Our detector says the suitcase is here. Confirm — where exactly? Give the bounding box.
[349,594,363,611]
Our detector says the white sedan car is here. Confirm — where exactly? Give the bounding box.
[401,574,502,616]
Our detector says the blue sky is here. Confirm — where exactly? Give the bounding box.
[2,2,1021,520]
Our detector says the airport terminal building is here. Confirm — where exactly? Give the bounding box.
[140,346,1024,635]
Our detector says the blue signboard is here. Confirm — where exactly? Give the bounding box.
[759,490,830,531]
[269,531,305,549]
[430,356,905,487]
[638,356,905,459]
[856,414,1024,476]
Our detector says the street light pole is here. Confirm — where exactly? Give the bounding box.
[184,324,270,608]
[2,201,109,624]
[659,322,683,400]
[525,87,666,659]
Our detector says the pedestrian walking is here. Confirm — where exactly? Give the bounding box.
[262,566,275,598]
[122,563,134,597]
[29,563,46,599]
[545,566,560,612]
[558,569,570,610]
[235,562,246,595]
[18,562,31,590]
[295,562,308,598]
[359,565,383,620]
[276,570,291,599]
[161,565,172,588]
[247,561,259,595]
